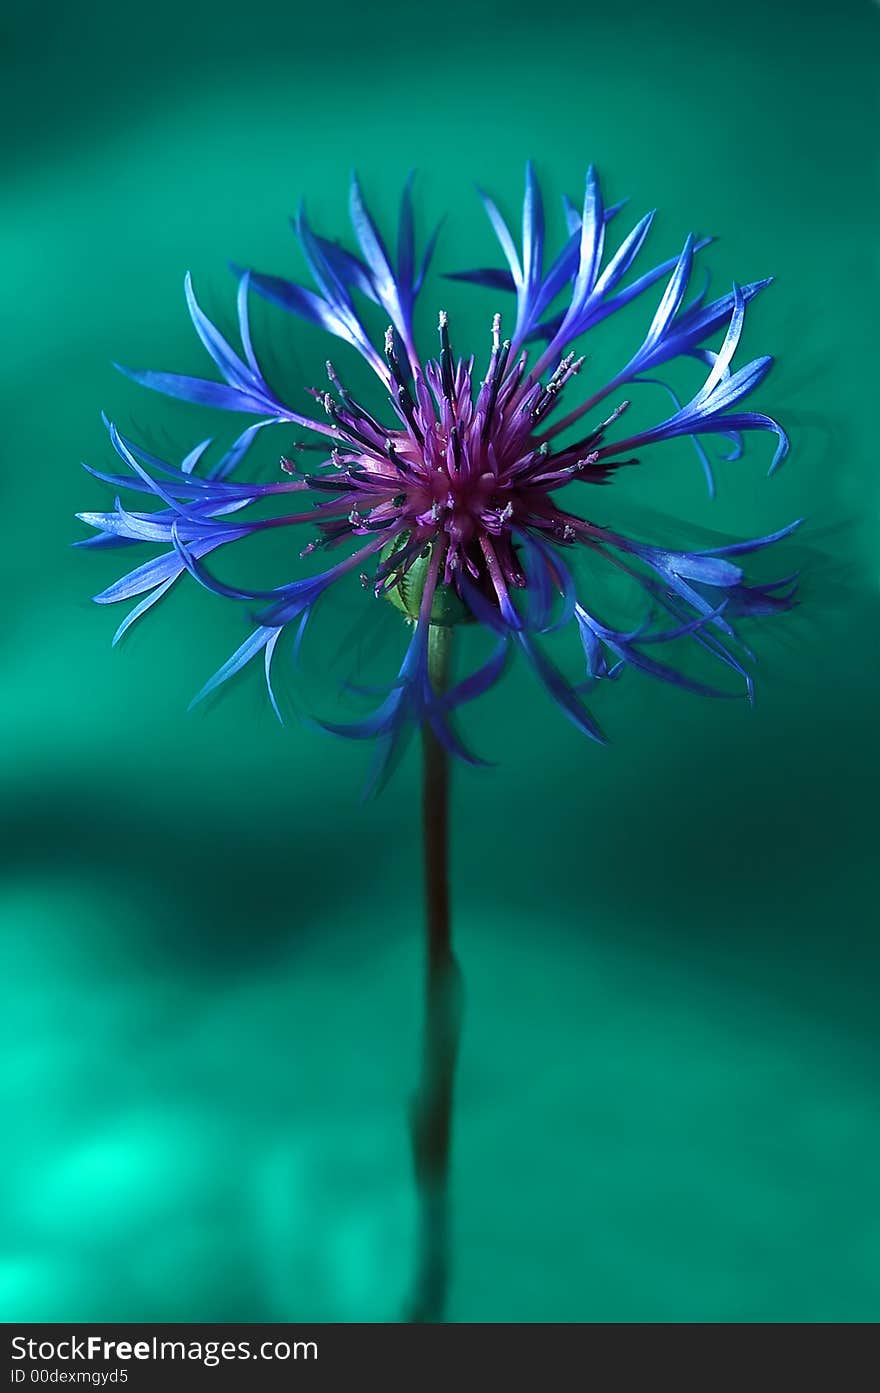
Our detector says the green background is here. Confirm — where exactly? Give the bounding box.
[2,0,878,1323]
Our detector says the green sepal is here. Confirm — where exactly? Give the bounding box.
[380,536,473,627]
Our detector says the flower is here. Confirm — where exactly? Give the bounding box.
[78,164,799,788]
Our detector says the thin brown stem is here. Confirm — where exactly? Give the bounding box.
[405,623,463,1323]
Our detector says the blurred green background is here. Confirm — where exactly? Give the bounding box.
[1,0,878,1323]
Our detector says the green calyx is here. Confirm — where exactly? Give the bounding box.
[380,537,472,627]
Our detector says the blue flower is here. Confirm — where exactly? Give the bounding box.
[78,164,799,788]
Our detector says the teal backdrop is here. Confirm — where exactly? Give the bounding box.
[1,0,878,1322]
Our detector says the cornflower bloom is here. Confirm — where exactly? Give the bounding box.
[79,166,797,777]
[78,164,799,1320]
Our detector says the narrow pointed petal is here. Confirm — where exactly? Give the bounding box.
[189,625,283,708]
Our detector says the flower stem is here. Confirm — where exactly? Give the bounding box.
[405,623,463,1322]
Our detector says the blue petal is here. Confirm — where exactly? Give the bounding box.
[349,173,406,328]
[516,529,578,632]
[414,218,443,296]
[517,632,607,743]
[443,637,510,706]
[236,272,262,378]
[521,160,545,296]
[572,165,605,302]
[112,578,176,645]
[591,210,656,301]
[239,266,358,338]
[115,365,274,415]
[443,267,517,293]
[264,627,285,724]
[478,188,523,286]
[397,171,416,299]
[189,625,283,708]
[208,421,269,481]
[184,272,252,386]
[701,520,803,557]
[313,236,380,304]
[94,548,194,604]
[644,236,694,348]
[709,412,790,471]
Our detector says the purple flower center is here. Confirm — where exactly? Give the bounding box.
[291,315,622,620]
